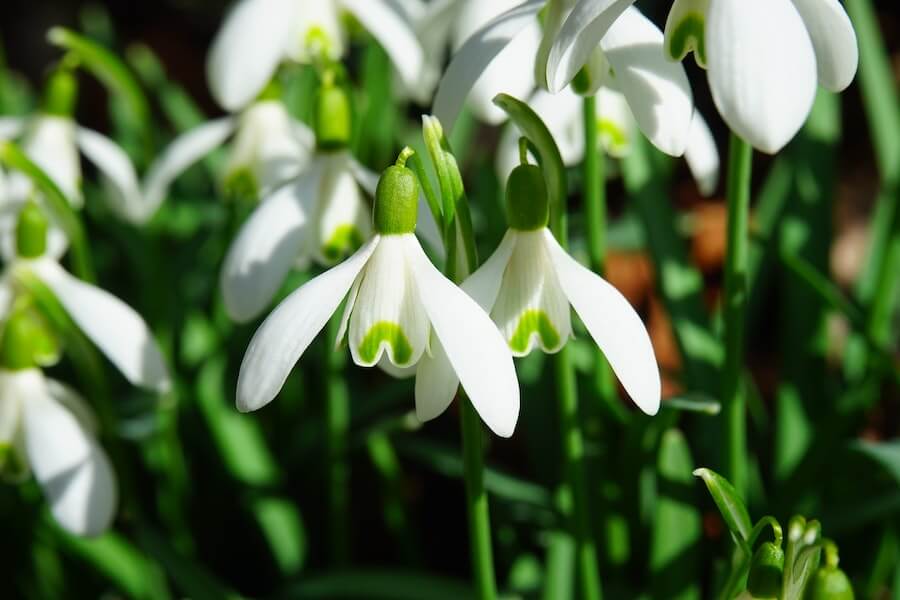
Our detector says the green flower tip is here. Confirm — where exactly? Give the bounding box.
[16,202,48,259]
[505,163,549,231]
[42,66,78,117]
[315,75,352,151]
[374,152,418,235]
[667,13,707,67]
[747,542,784,599]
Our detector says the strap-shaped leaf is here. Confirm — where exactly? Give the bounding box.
[693,467,753,542]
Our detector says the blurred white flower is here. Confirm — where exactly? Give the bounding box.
[664,0,858,153]
[207,0,425,111]
[0,368,116,536]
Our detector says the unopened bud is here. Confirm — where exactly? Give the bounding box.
[805,567,854,600]
[747,542,784,599]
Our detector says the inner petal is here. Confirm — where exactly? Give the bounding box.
[349,235,429,368]
[491,230,571,357]
[314,153,372,266]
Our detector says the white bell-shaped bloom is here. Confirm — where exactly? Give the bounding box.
[434,2,693,157]
[0,115,146,223]
[142,99,314,220]
[664,0,858,153]
[237,162,520,437]
[0,368,117,536]
[220,150,373,323]
[497,86,720,195]
[207,0,425,111]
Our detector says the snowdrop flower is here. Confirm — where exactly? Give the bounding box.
[237,151,520,437]
[663,0,858,153]
[435,1,693,157]
[418,160,660,416]
[0,367,116,536]
[0,202,171,394]
[142,88,314,220]
[497,87,720,195]
[207,0,425,111]
[0,68,146,223]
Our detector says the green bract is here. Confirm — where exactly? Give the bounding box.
[16,202,48,259]
[374,154,418,235]
[505,164,549,231]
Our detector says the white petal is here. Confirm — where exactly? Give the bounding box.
[142,118,236,216]
[0,369,26,446]
[24,383,116,537]
[543,229,659,414]
[684,110,719,196]
[545,0,636,93]
[663,0,709,65]
[490,230,572,356]
[414,335,458,423]
[433,0,544,132]
[342,0,425,90]
[595,86,636,158]
[791,0,858,92]
[206,0,295,111]
[28,259,171,393]
[237,235,380,412]
[75,127,145,224]
[45,379,99,435]
[0,116,26,139]
[460,229,518,310]
[706,0,816,154]
[348,236,430,368]
[285,0,345,63]
[22,116,82,207]
[0,279,13,322]
[402,0,461,104]
[378,355,418,379]
[600,7,693,157]
[221,176,314,323]
[405,236,519,437]
[313,154,372,265]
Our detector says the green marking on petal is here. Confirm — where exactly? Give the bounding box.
[223,167,258,202]
[358,321,413,365]
[509,309,561,354]
[668,13,706,67]
[305,26,334,60]
[598,118,629,157]
[322,224,363,263]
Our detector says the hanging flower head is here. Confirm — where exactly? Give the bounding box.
[663,0,858,153]
[418,153,660,417]
[237,149,520,437]
[206,0,425,111]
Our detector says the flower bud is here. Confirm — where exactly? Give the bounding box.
[747,542,784,599]
[16,202,48,259]
[315,79,352,151]
[805,567,854,600]
[42,67,78,117]
[505,164,549,231]
[374,149,418,235]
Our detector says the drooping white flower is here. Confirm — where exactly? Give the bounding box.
[207,0,425,111]
[237,156,520,437]
[434,1,693,157]
[417,162,660,419]
[141,98,314,220]
[0,367,117,536]
[497,86,720,195]
[664,0,858,153]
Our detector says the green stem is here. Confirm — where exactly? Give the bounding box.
[721,133,753,497]
[325,314,351,565]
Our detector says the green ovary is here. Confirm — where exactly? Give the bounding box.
[668,14,706,66]
[223,168,258,202]
[509,309,561,354]
[322,225,363,263]
[358,321,413,365]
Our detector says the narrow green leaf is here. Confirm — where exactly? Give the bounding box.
[662,395,722,416]
[850,441,900,484]
[693,467,752,542]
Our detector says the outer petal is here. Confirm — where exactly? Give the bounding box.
[433,0,544,132]
[142,118,236,216]
[0,116,26,139]
[545,0,636,93]
[791,0,858,92]
[206,0,296,111]
[23,116,82,207]
[221,176,314,323]
[405,236,519,437]
[684,110,719,196]
[460,229,518,310]
[414,335,458,423]
[542,229,660,415]
[75,128,145,224]
[28,259,171,393]
[601,7,693,157]
[706,0,816,154]
[23,385,116,537]
[342,0,425,90]
[236,235,380,412]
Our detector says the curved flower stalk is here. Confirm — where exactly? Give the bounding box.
[417,158,661,419]
[434,1,693,158]
[207,0,425,112]
[141,91,315,221]
[237,150,520,437]
[664,0,858,153]
[0,367,116,536]
[0,69,146,225]
[497,86,720,195]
